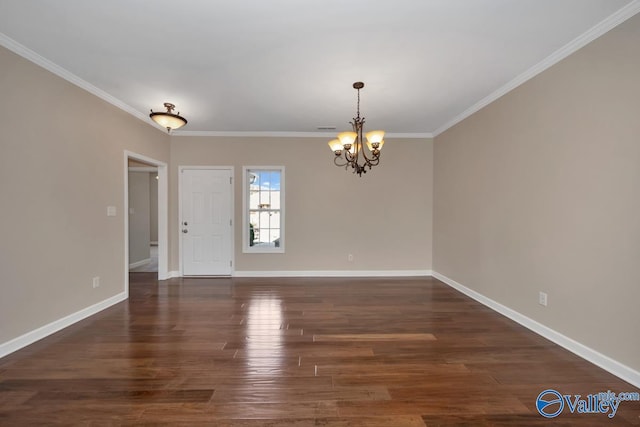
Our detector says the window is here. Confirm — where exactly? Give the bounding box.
[243,166,285,253]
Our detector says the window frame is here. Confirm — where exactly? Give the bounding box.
[242,166,285,253]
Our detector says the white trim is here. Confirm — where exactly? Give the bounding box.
[432,271,640,389]
[0,292,126,359]
[384,133,434,139]
[128,166,158,173]
[234,270,432,278]
[385,133,434,139]
[178,169,183,275]
[124,151,169,285]
[167,270,182,279]
[178,166,235,276]
[172,130,434,139]
[128,258,151,269]
[432,1,640,136]
[0,32,160,130]
[157,163,169,280]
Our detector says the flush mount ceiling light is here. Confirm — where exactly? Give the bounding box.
[149,102,187,133]
[327,82,385,177]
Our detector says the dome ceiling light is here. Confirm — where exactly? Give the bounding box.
[150,102,187,133]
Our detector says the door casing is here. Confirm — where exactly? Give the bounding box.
[124,151,169,294]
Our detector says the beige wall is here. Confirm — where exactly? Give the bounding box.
[434,15,640,371]
[0,46,169,344]
[170,136,433,273]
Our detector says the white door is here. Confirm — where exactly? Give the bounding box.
[181,168,233,275]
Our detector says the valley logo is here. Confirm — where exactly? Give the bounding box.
[536,389,639,419]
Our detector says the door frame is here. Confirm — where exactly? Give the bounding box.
[178,166,235,276]
[124,151,169,295]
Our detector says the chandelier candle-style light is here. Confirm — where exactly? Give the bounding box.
[328,82,385,176]
[150,102,187,133]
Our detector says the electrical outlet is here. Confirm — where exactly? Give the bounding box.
[92,277,100,288]
[348,253,354,262]
[539,291,547,306]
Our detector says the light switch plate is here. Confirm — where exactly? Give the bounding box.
[107,206,117,217]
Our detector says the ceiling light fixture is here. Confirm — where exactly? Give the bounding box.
[149,102,187,132]
[328,82,385,176]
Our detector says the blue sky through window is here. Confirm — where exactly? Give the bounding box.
[254,170,280,191]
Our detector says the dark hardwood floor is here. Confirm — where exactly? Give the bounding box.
[1,274,638,425]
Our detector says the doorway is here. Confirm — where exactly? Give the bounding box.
[124,151,168,295]
[128,163,158,273]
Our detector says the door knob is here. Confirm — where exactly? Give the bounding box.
[182,229,188,234]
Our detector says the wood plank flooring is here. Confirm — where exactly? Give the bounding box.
[1,274,638,425]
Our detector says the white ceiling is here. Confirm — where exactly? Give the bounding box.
[0,0,638,136]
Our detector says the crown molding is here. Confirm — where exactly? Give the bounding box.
[386,132,434,139]
[0,35,433,139]
[432,0,640,137]
[173,131,337,138]
[4,0,638,141]
[172,130,433,139]
[0,32,157,129]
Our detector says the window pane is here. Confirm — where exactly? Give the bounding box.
[259,189,270,208]
[244,167,284,252]
[250,171,260,190]
[249,170,259,209]
[270,211,280,229]
[258,212,270,229]
[270,171,280,191]
[249,189,259,209]
[269,229,280,246]
[248,221,256,246]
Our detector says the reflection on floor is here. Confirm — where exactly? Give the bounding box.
[130,244,158,272]
[1,275,637,425]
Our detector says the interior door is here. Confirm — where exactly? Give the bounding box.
[181,168,233,275]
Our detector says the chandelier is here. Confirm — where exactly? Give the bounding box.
[327,82,385,176]
[150,102,188,133]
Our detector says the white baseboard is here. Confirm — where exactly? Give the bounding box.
[166,270,181,279]
[432,271,640,389]
[234,270,433,278]
[0,292,127,359]
[129,258,151,269]
[167,270,432,278]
